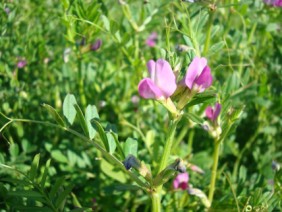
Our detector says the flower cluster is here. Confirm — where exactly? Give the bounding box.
[138,57,213,113]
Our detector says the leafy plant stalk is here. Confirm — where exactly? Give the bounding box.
[0,117,150,190]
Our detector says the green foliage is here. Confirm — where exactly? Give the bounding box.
[0,0,281,211]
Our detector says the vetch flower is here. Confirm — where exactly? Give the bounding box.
[184,57,212,93]
[205,102,221,122]
[173,172,189,190]
[17,59,27,68]
[264,0,282,6]
[90,39,102,51]
[138,59,177,99]
[146,32,158,47]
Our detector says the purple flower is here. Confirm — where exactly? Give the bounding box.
[4,7,10,15]
[264,0,282,6]
[17,60,27,68]
[205,103,221,122]
[146,32,158,47]
[184,57,212,92]
[173,172,189,190]
[90,39,102,51]
[138,59,177,99]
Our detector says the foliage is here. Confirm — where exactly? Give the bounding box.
[0,0,281,211]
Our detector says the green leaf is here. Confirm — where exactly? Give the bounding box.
[63,94,77,125]
[223,73,240,95]
[74,104,88,136]
[124,138,138,157]
[49,177,65,200]
[9,143,19,158]
[185,113,204,125]
[91,119,109,151]
[110,132,125,159]
[29,153,40,182]
[106,132,116,154]
[186,91,216,107]
[101,15,110,31]
[55,184,74,209]
[40,159,51,187]
[42,103,65,126]
[85,105,99,139]
[8,190,43,198]
[51,150,68,163]
[207,41,225,56]
[100,159,127,183]
[13,206,52,212]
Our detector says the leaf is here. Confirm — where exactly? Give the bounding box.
[29,153,40,182]
[110,132,125,159]
[63,94,77,125]
[106,132,116,154]
[101,15,110,31]
[207,41,225,56]
[42,103,65,126]
[186,91,216,107]
[100,159,127,183]
[51,150,68,163]
[145,130,155,155]
[124,138,138,157]
[49,177,65,200]
[188,187,211,208]
[9,143,19,158]
[185,112,204,125]
[55,184,74,209]
[74,104,88,136]
[85,105,99,139]
[40,159,51,187]
[91,119,109,151]
[8,190,43,198]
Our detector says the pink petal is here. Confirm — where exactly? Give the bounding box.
[154,59,177,98]
[146,40,156,47]
[185,57,207,90]
[147,60,156,79]
[146,32,158,47]
[205,106,214,120]
[190,165,205,174]
[138,78,163,99]
[194,66,213,92]
[173,172,189,190]
[179,182,188,190]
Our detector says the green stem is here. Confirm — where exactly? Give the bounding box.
[203,11,215,56]
[208,139,220,204]
[151,192,161,212]
[77,58,86,107]
[157,119,179,175]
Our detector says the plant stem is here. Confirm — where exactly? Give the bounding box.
[203,11,215,56]
[208,139,220,204]
[157,119,179,175]
[151,192,161,212]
